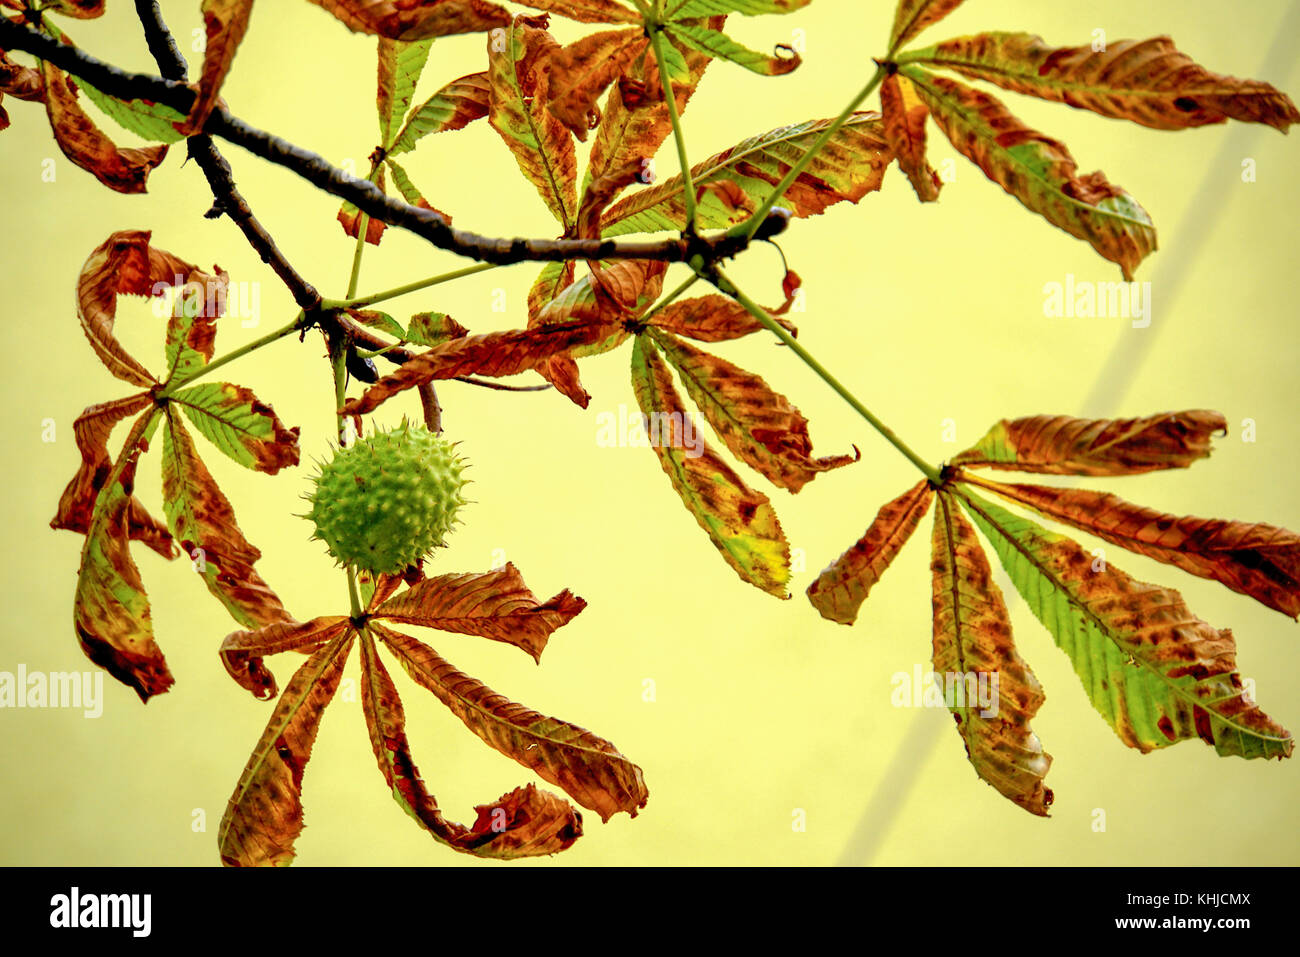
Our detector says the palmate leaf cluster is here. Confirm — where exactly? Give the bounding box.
[3,0,1297,863]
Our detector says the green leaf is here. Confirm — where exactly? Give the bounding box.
[630,335,791,597]
[601,113,891,235]
[666,0,812,17]
[388,70,490,156]
[959,489,1293,760]
[666,22,800,76]
[75,78,187,144]
[379,37,435,149]
[406,311,469,347]
[169,381,300,474]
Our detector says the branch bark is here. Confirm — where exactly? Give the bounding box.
[0,17,787,266]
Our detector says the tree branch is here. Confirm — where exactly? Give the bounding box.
[0,17,787,266]
[132,0,322,313]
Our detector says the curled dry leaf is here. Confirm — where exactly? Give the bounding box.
[951,410,1226,475]
[51,394,176,560]
[901,67,1157,280]
[41,63,167,194]
[183,0,255,133]
[376,623,648,822]
[808,480,933,625]
[545,27,645,141]
[358,632,583,858]
[220,616,349,701]
[931,491,1053,815]
[374,562,586,662]
[904,33,1300,132]
[77,230,222,387]
[306,0,511,40]
[0,50,43,101]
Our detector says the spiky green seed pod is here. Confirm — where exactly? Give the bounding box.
[306,421,468,575]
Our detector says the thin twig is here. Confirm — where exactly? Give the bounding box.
[0,17,786,266]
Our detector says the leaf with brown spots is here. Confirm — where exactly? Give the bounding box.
[358,631,583,857]
[219,630,355,867]
[168,381,300,474]
[51,394,176,560]
[601,113,893,235]
[72,408,173,701]
[487,15,579,227]
[182,0,255,133]
[545,27,645,141]
[880,71,941,202]
[900,33,1300,132]
[647,293,797,343]
[652,330,859,493]
[630,335,790,597]
[808,480,933,625]
[967,477,1300,620]
[900,66,1157,279]
[511,0,638,23]
[77,230,216,387]
[931,491,1053,815]
[219,616,349,701]
[389,70,490,156]
[887,0,965,54]
[959,488,1292,759]
[306,0,510,40]
[526,260,589,408]
[343,319,619,415]
[951,410,1226,475]
[375,623,648,822]
[41,63,168,194]
[373,562,585,662]
[161,410,292,631]
[337,164,389,246]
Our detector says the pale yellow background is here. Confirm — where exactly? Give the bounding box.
[1,0,1297,866]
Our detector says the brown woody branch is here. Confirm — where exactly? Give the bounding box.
[131,0,322,314]
[0,17,788,266]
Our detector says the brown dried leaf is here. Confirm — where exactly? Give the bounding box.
[219,616,349,701]
[880,71,941,202]
[647,293,797,343]
[76,230,217,387]
[343,319,617,415]
[374,562,586,662]
[971,477,1300,620]
[337,164,388,246]
[161,411,291,631]
[0,50,43,100]
[653,331,858,493]
[306,0,510,40]
[951,410,1227,476]
[41,63,167,194]
[527,261,589,408]
[182,0,254,133]
[545,27,644,141]
[888,0,965,53]
[73,409,173,701]
[376,623,648,821]
[808,480,934,625]
[219,630,355,867]
[931,491,1054,815]
[358,632,582,858]
[907,33,1300,132]
[51,394,176,560]
[511,0,638,23]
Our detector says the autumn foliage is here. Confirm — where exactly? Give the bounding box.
[2,0,1297,864]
